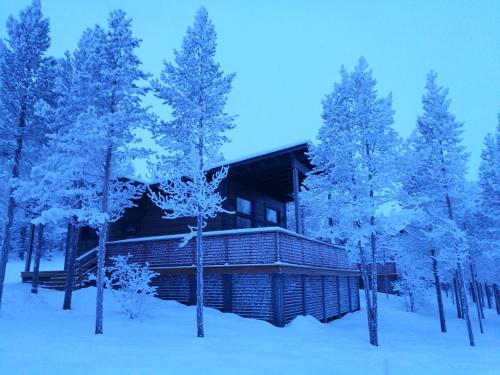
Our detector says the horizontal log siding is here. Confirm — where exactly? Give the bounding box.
[106,228,359,325]
[277,232,349,269]
[232,274,273,321]
[350,276,361,310]
[283,274,304,324]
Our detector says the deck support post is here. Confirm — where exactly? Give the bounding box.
[273,272,285,327]
[347,276,352,311]
[223,274,233,312]
[292,163,303,235]
[321,275,327,323]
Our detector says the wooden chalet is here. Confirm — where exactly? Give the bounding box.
[23,142,361,326]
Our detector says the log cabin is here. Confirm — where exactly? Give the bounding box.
[22,141,361,326]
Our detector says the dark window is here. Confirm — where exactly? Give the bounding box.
[236,197,252,215]
[235,197,253,229]
[236,216,252,228]
[266,207,278,224]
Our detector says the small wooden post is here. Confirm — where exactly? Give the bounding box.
[273,273,285,327]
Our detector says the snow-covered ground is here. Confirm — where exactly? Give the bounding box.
[0,259,499,375]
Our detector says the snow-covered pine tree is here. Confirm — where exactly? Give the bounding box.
[399,131,449,332]
[412,71,475,346]
[53,11,148,334]
[149,7,235,338]
[304,58,398,346]
[0,0,54,309]
[475,114,500,311]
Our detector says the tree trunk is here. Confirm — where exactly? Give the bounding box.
[431,249,447,332]
[18,226,27,260]
[477,282,485,319]
[456,262,475,346]
[63,221,80,310]
[485,284,492,309]
[31,224,44,294]
[0,105,26,309]
[369,231,379,346]
[453,276,462,318]
[196,213,204,338]
[358,241,376,346]
[468,262,484,333]
[24,224,35,272]
[494,284,500,315]
[95,145,113,335]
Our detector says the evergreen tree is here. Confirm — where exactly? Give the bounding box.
[149,7,235,338]
[304,58,398,346]
[411,71,475,345]
[75,11,149,335]
[0,0,53,309]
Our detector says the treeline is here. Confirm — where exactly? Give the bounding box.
[301,60,500,346]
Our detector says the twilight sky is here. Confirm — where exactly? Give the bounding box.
[1,0,499,179]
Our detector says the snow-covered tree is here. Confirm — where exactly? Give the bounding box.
[149,7,235,338]
[303,58,398,346]
[0,0,54,308]
[88,10,149,335]
[105,255,158,319]
[408,71,475,346]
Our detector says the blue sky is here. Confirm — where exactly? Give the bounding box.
[1,0,498,179]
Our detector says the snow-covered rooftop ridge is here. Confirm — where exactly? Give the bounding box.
[106,225,344,250]
[208,139,311,170]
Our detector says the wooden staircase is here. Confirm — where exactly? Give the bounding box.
[21,247,98,291]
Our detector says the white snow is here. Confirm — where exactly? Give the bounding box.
[1,259,499,375]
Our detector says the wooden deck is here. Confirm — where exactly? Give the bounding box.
[107,227,361,326]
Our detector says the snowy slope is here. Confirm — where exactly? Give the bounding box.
[0,260,499,375]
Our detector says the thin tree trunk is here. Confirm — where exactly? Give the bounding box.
[196,213,204,338]
[369,230,379,346]
[431,249,447,332]
[24,224,35,272]
[485,283,492,309]
[468,261,484,334]
[456,262,475,346]
[63,221,80,310]
[358,241,376,346]
[31,224,44,294]
[453,275,463,318]
[18,226,27,260]
[0,105,26,309]
[477,282,485,319]
[494,284,500,314]
[95,145,113,335]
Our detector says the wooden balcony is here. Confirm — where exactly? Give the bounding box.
[107,227,360,326]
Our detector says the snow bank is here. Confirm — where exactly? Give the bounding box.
[0,260,499,375]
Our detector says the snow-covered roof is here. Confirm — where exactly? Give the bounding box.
[130,139,311,185]
[208,139,310,170]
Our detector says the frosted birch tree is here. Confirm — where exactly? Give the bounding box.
[304,58,398,346]
[0,0,54,308]
[149,7,235,338]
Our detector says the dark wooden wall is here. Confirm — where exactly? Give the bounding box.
[79,176,290,256]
